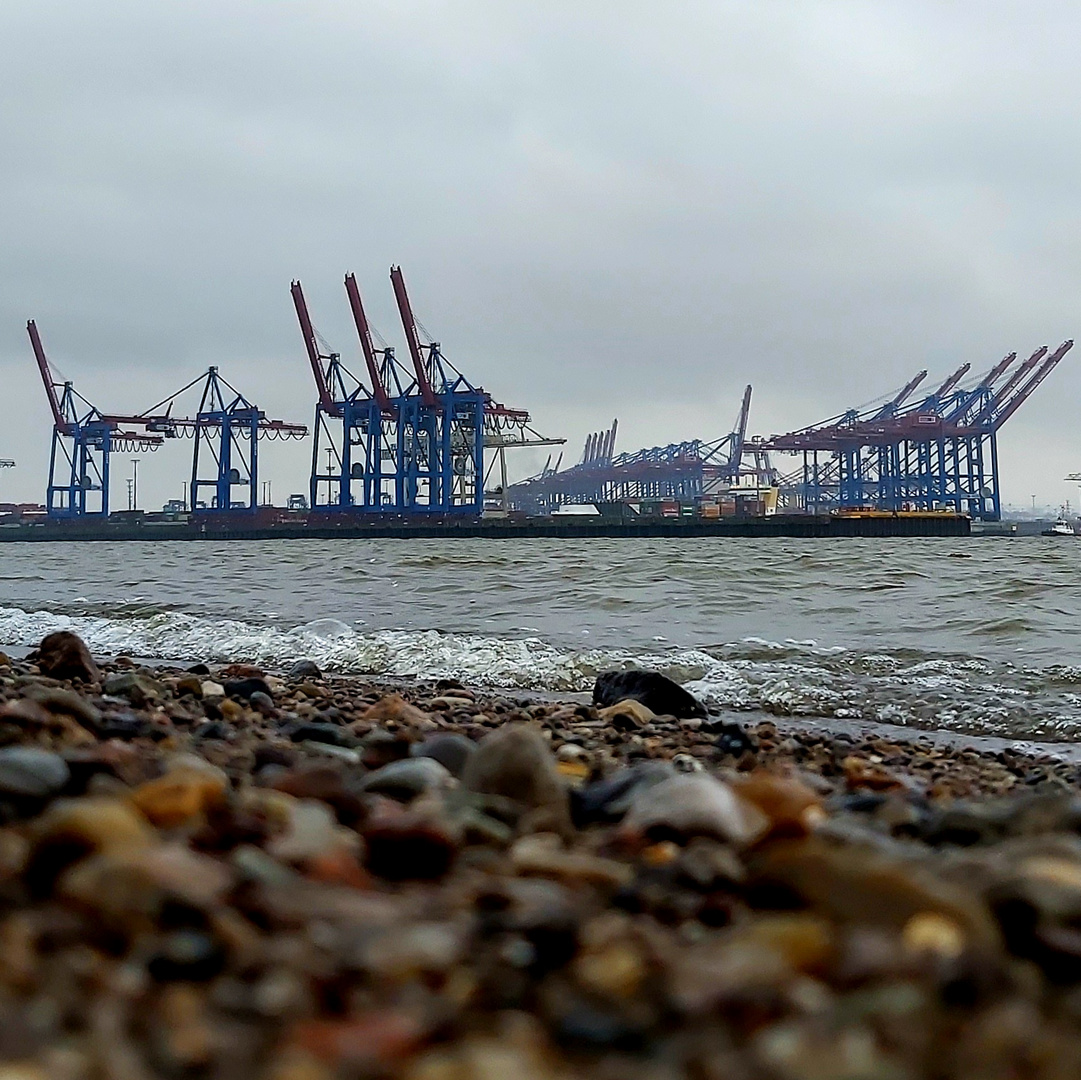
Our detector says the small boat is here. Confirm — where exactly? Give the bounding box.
[1042,519,1077,536]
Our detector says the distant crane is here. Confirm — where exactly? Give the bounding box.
[28,320,162,517]
[28,320,306,517]
[294,268,562,516]
[292,277,408,511]
[507,385,764,513]
[764,342,1073,520]
[136,368,307,512]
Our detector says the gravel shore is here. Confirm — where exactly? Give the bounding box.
[1,631,1081,1078]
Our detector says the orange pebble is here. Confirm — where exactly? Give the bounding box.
[130,771,227,828]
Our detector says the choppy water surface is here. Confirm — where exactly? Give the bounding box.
[0,536,1079,740]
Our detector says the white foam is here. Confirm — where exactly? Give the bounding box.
[0,604,713,692]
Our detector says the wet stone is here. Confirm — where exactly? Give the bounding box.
[462,723,572,835]
[593,668,707,719]
[250,690,276,716]
[0,747,70,800]
[224,677,273,700]
[102,670,166,706]
[621,772,770,847]
[288,659,323,680]
[288,722,356,748]
[34,631,100,683]
[361,757,455,801]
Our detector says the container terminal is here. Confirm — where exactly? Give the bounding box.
[3,268,1070,542]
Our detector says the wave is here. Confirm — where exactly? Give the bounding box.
[2,604,1081,741]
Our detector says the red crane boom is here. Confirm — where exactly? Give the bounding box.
[344,273,394,415]
[27,321,69,434]
[932,363,970,399]
[390,265,438,408]
[991,341,1073,429]
[291,280,337,416]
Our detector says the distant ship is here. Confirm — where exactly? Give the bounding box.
[1042,518,1077,536]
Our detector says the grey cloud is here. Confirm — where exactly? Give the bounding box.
[1,0,1080,507]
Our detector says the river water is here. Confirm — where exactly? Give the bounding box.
[0,536,1079,741]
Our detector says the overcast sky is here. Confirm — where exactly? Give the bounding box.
[2,1,1080,509]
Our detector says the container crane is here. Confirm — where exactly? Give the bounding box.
[764,342,1073,520]
[28,320,163,517]
[291,277,407,511]
[506,385,762,514]
[136,368,307,513]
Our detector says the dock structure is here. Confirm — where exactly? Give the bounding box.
[24,278,1070,526]
[763,343,1073,521]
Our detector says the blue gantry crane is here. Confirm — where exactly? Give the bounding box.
[507,385,770,514]
[137,368,307,513]
[293,268,563,517]
[29,320,306,517]
[28,320,163,517]
[292,275,408,512]
[763,342,1073,519]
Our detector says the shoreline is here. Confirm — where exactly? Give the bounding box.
[1,638,1081,1076]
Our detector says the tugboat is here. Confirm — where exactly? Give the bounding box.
[1043,519,1076,536]
[1042,505,1077,536]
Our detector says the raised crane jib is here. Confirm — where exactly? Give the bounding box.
[344,273,394,415]
[875,370,927,419]
[26,320,71,434]
[933,363,970,399]
[982,352,1018,389]
[290,280,338,416]
[990,340,1073,429]
[971,346,1048,425]
[389,265,439,408]
[732,384,752,465]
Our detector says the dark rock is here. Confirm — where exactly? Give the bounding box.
[186,663,211,676]
[253,745,297,771]
[195,721,233,741]
[287,722,357,748]
[94,712,157,741]
[412,732,476,777]
[593,669,706,719]
[360,757,453,801]
[703,716,756,756]
[34,631,100,683]
[0,748,70,799]
[435,677,469,694]
[223,678,273,701]
[363,804,459,881]
[288,659,323,680]
[571,762,676,827]
[147,930,225,982]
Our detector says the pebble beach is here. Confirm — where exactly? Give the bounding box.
[0,631,1079,1078]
